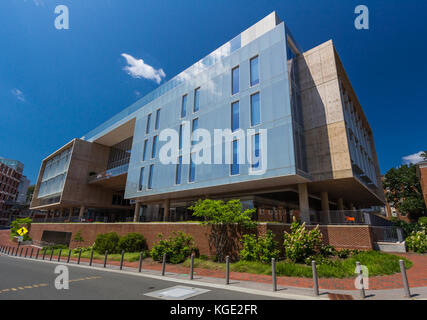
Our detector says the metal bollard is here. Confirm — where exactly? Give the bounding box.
[226,256,230,285]
[356,261,366,299]
[11,248,14,256]
[49,248,54,261]
[190,253,194,280]
[67,249,71,263]
[58,249,62,262]
[120,251,125,270]
[89,249,94,266]
[77,249,82,264]
[399,260,411,298]
[30,248,34,259]
[312,260,319,296]
[272,258,277,292]
[25,248,28,258]
[42,248,46,260]
[20,247,23,257]
[161,253,166,276]
[104,250,108,268]
[138,251,143,273]
[36,248,40,260]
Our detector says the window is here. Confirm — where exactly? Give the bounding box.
[250,92,260,126]
[250,56,259,86]
[155,109,161,130]
[179,124,183,150]
[146,114,152,134]
[148,165,154,189]
[151,135,158,159]
[142,139,148,161]
[232,66,239,95]
[231,140,239,175]
[175,156,182,185]
[181,95,187,118]
[189,154,196,182]
[138,167,144,191]
[194,88,200,112]
[191,118,199,145]
[231,101,239,132]
[252,133,260,169]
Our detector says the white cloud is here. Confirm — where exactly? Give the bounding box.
[402,151,424,165]
[121,53,166,84]
[11,89,25,102]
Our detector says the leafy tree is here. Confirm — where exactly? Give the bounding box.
[421,151,427,161]
[383,164,426,221]
[189,199,256,262]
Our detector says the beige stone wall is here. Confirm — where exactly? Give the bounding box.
[297,40,353,181]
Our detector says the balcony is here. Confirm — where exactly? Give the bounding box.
[87,163,129,190]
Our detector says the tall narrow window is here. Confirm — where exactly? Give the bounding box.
[155,109,161,130]
[231,140,239,175]
[175,156,182,185]
[231,101,239,132]
[194,88,200,112]
[181,95,187,118]
[191,118,199,145]
[232,66,239,95]
[250,56,259,86]
[142,139,148,161]
[138,167,144,191]
[252,133,260,169]
[146,114,152,134]
[148,165,154,189]
[189,154,196,182]
[250,92,260,126]
[179,124,183,150]
[151,135,158,159]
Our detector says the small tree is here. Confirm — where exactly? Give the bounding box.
[73,230,84,246]
[189,199,256,262]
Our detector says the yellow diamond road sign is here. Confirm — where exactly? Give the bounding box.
[17,227,28,236]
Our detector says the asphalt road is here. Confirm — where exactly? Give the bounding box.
[0,254,284,300]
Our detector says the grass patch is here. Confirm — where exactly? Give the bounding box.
[182,251,412,279]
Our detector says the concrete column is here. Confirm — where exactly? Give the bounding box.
[163,199,170,222]
[337,198,344,211]
[79,205,86,218]
[349,203,355,211]
[298,183,310,224]
[59,208,64,218]
[133,202,141,223]
[44,210,49,222]
[321,192,329,212]
[68,208,73,220]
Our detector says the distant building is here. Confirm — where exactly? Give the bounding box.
[0,157,31,226]
[417,161,427,208]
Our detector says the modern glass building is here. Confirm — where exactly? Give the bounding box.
[30,12,385,224]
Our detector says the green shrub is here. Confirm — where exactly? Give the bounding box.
[240,230,280,264]
[337,249,351,259]
[319,245,337,257]
[283,222,323,263]
[150,232,196,264]
[10,217,32,241]
[406,230,427,253]
[117,233,147,253]
[94,232,120,254]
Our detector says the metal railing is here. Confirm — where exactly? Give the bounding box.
[309,210,393,226]
[87,163,129,183]
[371,226,400,243]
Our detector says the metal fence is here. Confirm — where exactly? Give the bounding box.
[31,215,134,224]
[309,210,393,227]
[371,226,400,243]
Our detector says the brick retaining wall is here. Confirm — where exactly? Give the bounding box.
[24,222,375,256]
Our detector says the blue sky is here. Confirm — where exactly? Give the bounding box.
[0,0,426,184]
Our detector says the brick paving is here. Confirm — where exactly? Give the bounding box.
[1,230,426,291]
